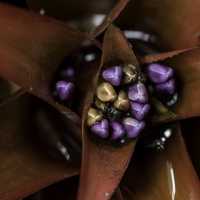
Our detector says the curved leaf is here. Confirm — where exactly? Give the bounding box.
[121,124,200,200]
[166,48,200,120]
[0,95,78,200]
[77,25,137,200]
[140,48,197,64]
[117,0,200,49]
[91,0,130,37]
[0,3,87,124]
[141,48,200,123]
[27,0,129,36]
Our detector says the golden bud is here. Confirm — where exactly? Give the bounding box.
[123,64,137,84]
[96,82,117,102]
[114,90,130,111]
[87,107,103,126]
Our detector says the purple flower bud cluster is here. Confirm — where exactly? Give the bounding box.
[146,63,177,103]
[87,64,150,144]
[53,66,75,102]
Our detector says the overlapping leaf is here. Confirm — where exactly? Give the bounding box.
[0,3,87,124]
[117,0,200,49]
[27,0,115,23]
[0,1,200,200]
[78,25,138,200]
[142,48,200,122]
[0,95,78,200]
[27,0,130,36]
[120,124,200,200]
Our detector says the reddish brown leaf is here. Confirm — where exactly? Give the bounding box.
[140,48,197,64]
[27,0,129,36]
[0,95,78,200]
[121,124,200,200]
[91,0,130,37]
[117,0,200,49]
[77,25,137,200]
[0,3,87,124]
[165,48,200,120]
[141,48,200,123]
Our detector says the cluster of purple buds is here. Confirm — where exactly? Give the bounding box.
[146,63,177,105]
[53,66,75,102]
[87,64,150,144]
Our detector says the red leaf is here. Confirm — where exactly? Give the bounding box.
[77,25,137,200]
[166,48,200,120]
[141,48,200,122]
[27,0,129,36]
[117,0,200,49]
[121,124,200,200]
[0,95,78,200]
[91,0,130,37]
[0,3,87,124]
[140,48,197,64]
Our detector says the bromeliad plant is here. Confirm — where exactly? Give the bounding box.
[0,0,200,200]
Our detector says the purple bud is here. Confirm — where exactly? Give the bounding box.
[110,121,125,140]
[55,80,74,101]
[123,118,145,139]
[102,66,123,86]
[91,119,109,139]
[128,83,148,103]
[147,63,174,83]
[130,102,150,120]
[60,66,75,80]
[156,79,176,95]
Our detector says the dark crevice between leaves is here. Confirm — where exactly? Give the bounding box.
[25,176,79,200]
[0,0,27,8]
[27,0,129,36]
[181,117,200,178]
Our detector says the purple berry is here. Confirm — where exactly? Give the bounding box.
[91,119,109,139]
[102,66,123,86]
[156,79,176,95]
[128,83,148,103]
[147,63,174,83]
[130,102,150,120]
[123,118,145,138]
[55,80,74,101]
[60,66,75,80]
[110,121,125,140]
